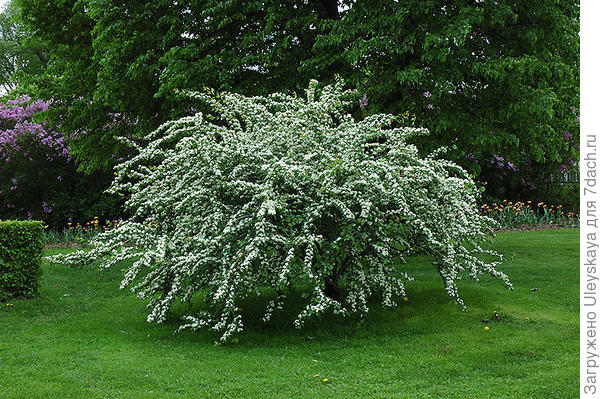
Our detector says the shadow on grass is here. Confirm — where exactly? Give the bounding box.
[158,282,473,349]
[30,251,515,351]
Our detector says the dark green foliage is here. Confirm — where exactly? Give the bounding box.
[0,220,44,301]
[312,0,579,203]
[15,0,333,172]
[15,0,579,203]
[0,150,122,229]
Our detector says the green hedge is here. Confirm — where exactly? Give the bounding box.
[0,220,45,301]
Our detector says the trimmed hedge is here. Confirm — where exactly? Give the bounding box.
[0,220,45,301]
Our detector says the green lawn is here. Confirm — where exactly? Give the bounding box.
[0,229,579,398]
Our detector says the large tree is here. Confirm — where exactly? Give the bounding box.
[16,0,579,201]
[316,0,580,202]
[16,0,332,171]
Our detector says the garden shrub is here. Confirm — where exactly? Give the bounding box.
[0,95,122,228]
[49,80,512,341]
[0,220,44,301]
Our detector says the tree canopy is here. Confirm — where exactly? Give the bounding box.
[0,1,47,93]
[15,0,579,200]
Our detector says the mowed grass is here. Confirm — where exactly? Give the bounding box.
[0,229,578,398]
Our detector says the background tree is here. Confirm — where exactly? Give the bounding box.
[0,1,47,93]
[16,0,333,172]
[313,0,579,205]
[16,0,579,205]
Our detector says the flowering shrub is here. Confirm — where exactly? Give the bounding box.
[48,80,511,341]
[0,96,68,160]
[0,95,120,227]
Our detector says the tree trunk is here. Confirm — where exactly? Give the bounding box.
[324,277,343,302]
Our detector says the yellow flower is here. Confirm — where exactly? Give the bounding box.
[323,379,329,382]
[484,326,490,331]
[313,374,319,378]
[237,307,243,312]
[525,317,529,320]
[403,297,408,302]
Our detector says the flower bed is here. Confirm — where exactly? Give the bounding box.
[481,200,579,230]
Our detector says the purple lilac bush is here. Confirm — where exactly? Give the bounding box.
[0,95,120,227]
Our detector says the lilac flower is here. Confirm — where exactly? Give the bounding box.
[560,164,568,172]
[563,131,573,141]
[1,96,70,163]
[465,153,475,160]
[507,162,516,171]
[42,201,53,213]
[426,104,435,110]
[358,93,368,109]
[57,175,62,181]
[423,91,432,99]
[490,131,495,136]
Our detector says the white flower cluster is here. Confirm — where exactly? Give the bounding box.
[48,79,511,341]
